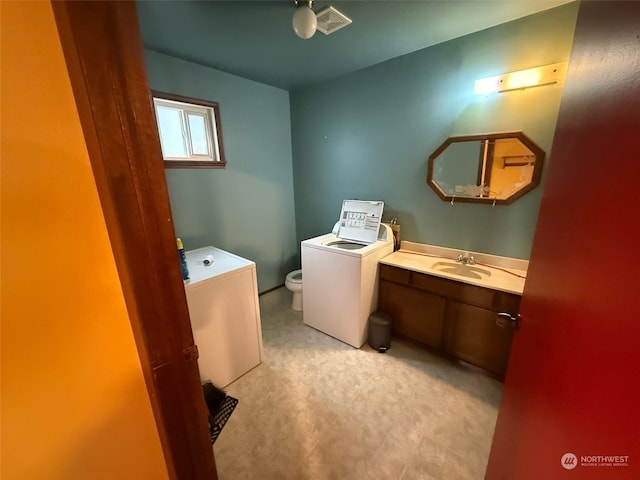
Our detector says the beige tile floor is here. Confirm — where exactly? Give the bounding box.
[213,287,502,479]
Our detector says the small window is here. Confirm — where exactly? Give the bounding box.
[152,91,226,169]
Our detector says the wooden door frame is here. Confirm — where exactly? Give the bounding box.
[52,2,217,478]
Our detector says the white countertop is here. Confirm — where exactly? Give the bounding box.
[380,242,527,295]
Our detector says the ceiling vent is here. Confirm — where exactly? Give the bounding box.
[315,6,352,35]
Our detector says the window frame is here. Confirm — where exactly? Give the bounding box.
[151,90,226,169]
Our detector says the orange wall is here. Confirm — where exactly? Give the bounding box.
[0,2,169,479]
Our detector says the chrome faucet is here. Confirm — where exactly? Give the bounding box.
[456,254,475,265]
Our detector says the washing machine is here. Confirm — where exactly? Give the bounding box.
[301,200,394,348]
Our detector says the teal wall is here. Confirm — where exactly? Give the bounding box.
[143,3,578,291]
[290,3,579,259]
[144,50,297,292]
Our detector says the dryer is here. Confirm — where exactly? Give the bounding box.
[301,200,393,348]
[184,246,263,387]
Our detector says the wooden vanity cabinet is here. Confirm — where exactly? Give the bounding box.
[378,280,446,349]
[446,301,515,377]
[378,264,520,378]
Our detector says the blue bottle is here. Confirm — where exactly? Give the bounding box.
[176,237,189,281]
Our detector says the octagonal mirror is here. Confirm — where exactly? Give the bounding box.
[427,131,545,205]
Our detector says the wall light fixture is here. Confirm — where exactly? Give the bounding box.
[474,62,568,95]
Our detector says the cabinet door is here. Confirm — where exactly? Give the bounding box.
[446,301,515,377]
[379,280,446,349]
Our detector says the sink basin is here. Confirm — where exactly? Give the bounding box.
[431,261,492,280]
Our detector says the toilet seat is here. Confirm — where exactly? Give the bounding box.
[286,269,302,283]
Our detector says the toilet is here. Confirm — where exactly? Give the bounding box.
[285,269,303,311]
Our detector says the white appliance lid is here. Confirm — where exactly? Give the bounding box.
[336,200,384,244]
[184,246,254,287]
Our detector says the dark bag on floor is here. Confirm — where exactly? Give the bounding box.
[202,382,238,444]
[203,382,226,414]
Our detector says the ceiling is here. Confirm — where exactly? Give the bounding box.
[137,0,572,91]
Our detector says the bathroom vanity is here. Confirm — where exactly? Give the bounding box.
[378,243,526,378]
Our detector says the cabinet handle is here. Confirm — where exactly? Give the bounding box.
[496,312,520,330]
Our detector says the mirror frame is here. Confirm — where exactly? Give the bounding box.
[427,131,545,205]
